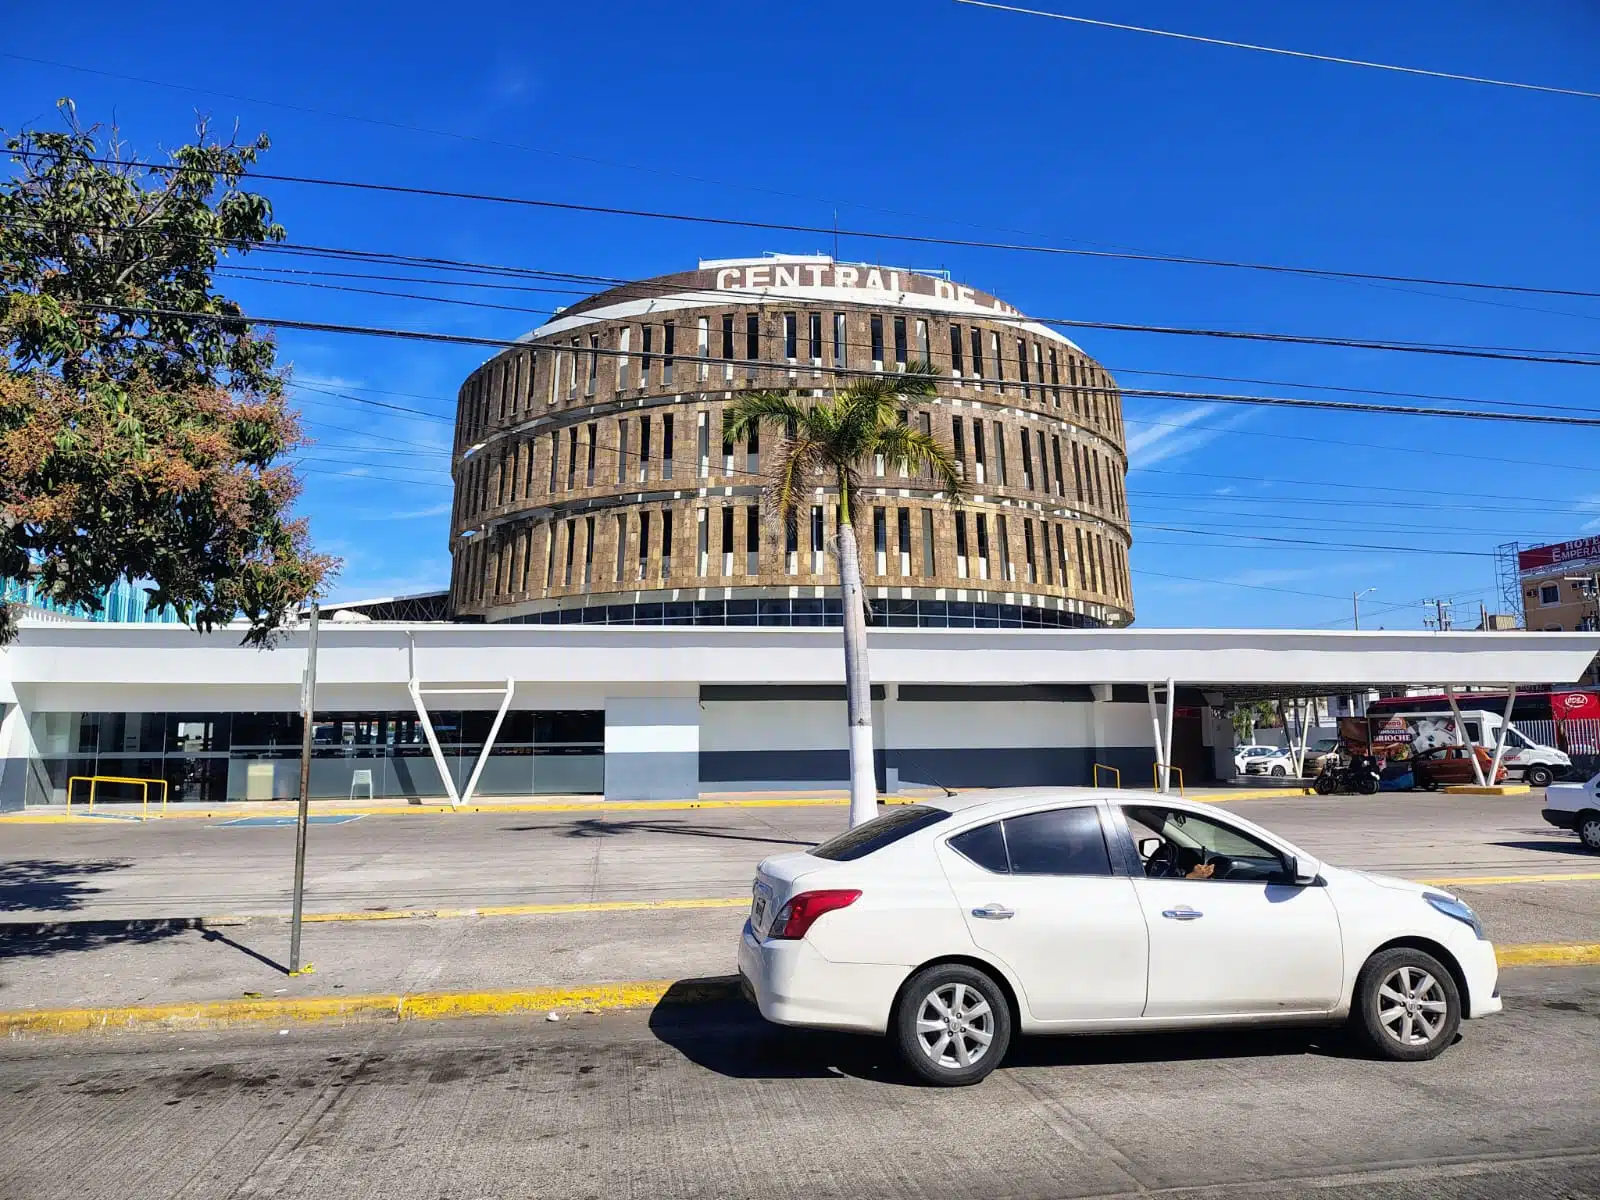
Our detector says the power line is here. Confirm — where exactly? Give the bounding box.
[227,266,1600,409]
[13,150,1600,302]
[954,1,1600,101]
[76,304,1600,432]
[1138,525,1495,557]
[14,209,1599,367]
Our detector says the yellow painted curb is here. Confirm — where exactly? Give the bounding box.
[1200,788,1314,803]
[1418,872,1600,887]
[0,977,742,1037]
[1443,784,1533,796]
[2,944,1595,1037]
[1496,943,1600,967]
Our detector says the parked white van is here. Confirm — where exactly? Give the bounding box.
[1382,711,1569,787]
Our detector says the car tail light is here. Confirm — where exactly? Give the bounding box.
[768,889,861,939]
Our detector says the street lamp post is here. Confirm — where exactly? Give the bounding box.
[1353,587,1377,630]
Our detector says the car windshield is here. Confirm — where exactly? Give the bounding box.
[810,805,950,861]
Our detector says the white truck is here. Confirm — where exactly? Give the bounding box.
[1366,710,1570,787]
[1542,776,1600,852]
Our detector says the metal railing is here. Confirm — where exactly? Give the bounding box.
[1091,763,1121,788]
[66,775,169,818]
[1152,763,1185,796]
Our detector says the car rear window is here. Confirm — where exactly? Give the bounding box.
[810,805,951,861]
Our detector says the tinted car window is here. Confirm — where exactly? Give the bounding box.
[1002,807,1112,876]
[948,821,1009,873]
[811,805,950,861]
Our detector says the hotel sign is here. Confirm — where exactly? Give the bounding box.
[1518,536,1600,576]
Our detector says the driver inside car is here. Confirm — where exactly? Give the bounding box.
[1130,809,1226,880]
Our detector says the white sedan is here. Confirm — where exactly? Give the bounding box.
[738,789,1500,1086]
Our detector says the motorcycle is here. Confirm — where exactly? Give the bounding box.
[1314,753,1381,795]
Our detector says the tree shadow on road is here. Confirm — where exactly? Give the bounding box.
[0,858,130,914]
[530,818,813,848]
[649,980,1345,1087]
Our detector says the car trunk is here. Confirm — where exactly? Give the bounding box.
[749,851,837,939]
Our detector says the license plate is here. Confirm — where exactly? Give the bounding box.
[751,880,773,933]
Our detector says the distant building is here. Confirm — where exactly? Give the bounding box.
[447,254,1133,631]
[0,576,179,625]
[1517,537,1600,684]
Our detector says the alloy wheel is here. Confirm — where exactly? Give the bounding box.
[1377,965,1448,1046]
[915,982,995,1069]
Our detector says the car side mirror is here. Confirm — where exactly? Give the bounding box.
[1137,837,1161,859]
[1284,854,1320,886]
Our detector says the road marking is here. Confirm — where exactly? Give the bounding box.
[1416,872,1600,887]
[214,815,365,828]
[0,789,1311,823]
[295,897,749,924]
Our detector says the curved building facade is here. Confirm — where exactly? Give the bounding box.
[448,256,1133,628]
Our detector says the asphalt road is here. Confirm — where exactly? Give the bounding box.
[4,792,1593,921]
[1,967,1595,1200]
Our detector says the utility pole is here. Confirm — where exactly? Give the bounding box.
[289,602,320,975]
[1353,586,1376,630]
[1422,598,1454,631]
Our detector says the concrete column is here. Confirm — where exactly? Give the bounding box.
[0,685,33,811]
[604,691,700,801]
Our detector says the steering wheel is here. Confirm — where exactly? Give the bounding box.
[1145,840,1181,878]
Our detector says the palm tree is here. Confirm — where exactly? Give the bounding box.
[725,362,964,827]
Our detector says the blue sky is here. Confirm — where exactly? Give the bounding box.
[4,1,1597,628]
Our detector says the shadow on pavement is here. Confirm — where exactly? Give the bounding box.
[0,921,191,971]
[535,818,813,848]
[1491,839,1590,856]
[0,858,130,914]
[648,982,1343,1087]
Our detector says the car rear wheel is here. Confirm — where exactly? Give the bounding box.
[1351,947,1461,1062]
[1418,775,1438,791]
[1578,811,1600,853]
[894,963,1012,1086]
[1525,765,1554,788]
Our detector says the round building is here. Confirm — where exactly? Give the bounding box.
[448,256,1133,629]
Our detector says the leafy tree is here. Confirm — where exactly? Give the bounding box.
[1231,699,1277,742]
[725,363,963,827]
[0,101,334,644]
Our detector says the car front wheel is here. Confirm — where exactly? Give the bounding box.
[1525,765,1554,788]
[1352,947,1462,1061]
[894,963,1013,1086]
[1270,765,1287,776]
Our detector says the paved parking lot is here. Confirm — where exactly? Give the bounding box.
[2,792,1592,921]
[1,967,1595,1200]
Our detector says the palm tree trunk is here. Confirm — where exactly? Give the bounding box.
[835,518,878,827]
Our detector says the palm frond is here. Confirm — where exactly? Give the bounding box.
[723,390,810,445]
[766,435,826,545]
[887,360,941,398]
[872,424,966,507]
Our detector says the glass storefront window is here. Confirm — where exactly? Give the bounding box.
[27,708,606,804]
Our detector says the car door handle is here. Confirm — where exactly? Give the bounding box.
[971,903,1015,920]
[1161,906,1204,921]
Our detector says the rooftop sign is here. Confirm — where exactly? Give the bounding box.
[1519,537,1600,576]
